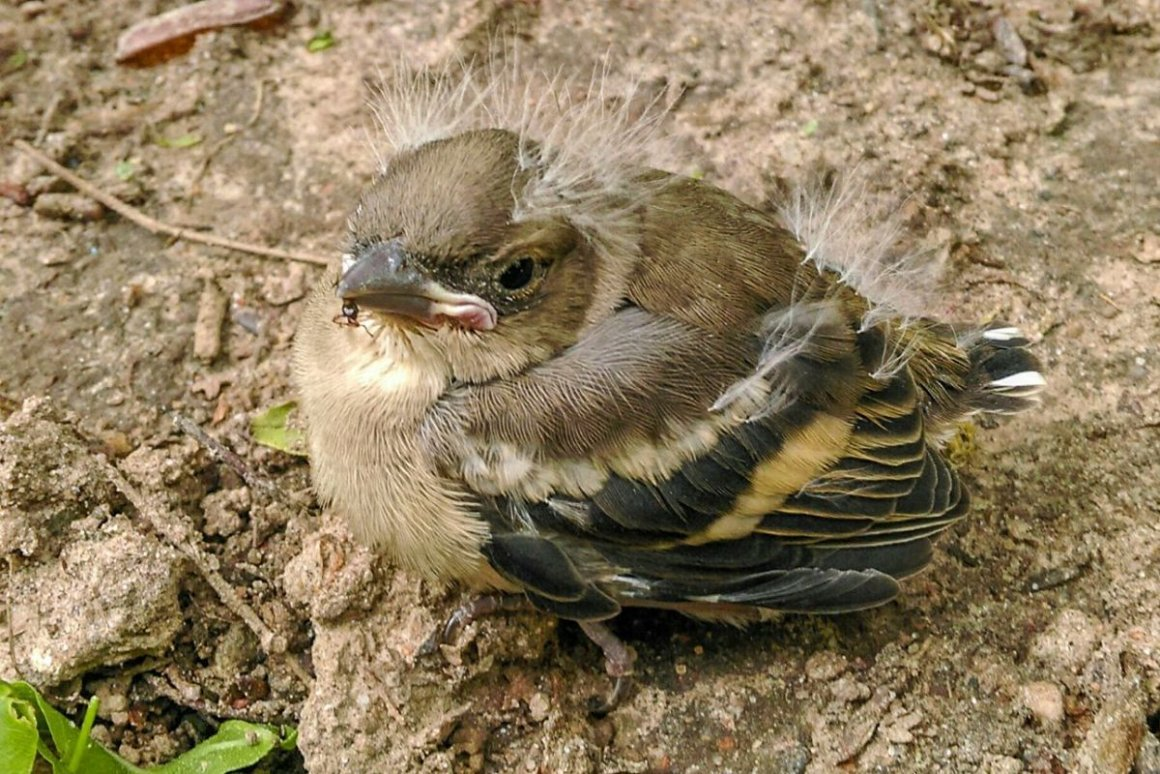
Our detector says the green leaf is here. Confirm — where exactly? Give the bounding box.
[2,682,136,774]
[306,30,335,53]
[153,133,202,149]
[114,160,135,181]
[0,680,294,774]
[800,118,819,137]
[250,401,307,456]
[153,721,295,773]
[4,49,28,73]
[0,689,39,774]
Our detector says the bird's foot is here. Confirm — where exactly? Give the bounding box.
[418,596,635,715]
[417,593,533,656]
[578,620,636,716]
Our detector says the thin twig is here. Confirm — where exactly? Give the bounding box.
[12,139,330,267]
[1097,292,1123,313]
[102,461,312,687]
[170,412,278,497]
[962,274,1046,301]
[35,93,63,146]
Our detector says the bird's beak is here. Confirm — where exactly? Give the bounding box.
[337,240,497,331]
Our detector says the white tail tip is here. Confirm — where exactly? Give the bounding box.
[989,371,1047,390]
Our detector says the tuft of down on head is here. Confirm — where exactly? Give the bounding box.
[368,55,675,264]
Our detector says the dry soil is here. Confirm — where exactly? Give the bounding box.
[1,1,1158,772]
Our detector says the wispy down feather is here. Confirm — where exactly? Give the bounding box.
[711,300,845,416]
[776,169,944,329]
[713,173,946,414]
[368,54,675,262]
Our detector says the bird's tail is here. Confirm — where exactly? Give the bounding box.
[898,321,1045,432]
[957,324,1046,415]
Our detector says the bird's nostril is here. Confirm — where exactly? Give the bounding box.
[358,239,410,274]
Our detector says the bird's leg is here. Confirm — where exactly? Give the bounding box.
[578,620,636,716]
[417,593,533,656]
[419,596,635,714]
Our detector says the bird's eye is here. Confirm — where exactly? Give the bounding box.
[497,257,537,291]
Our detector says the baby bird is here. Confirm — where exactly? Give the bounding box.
[292,62,1044,710]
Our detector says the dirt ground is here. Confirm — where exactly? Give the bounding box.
[2,1,1158,772]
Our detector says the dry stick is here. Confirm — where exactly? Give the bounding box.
[103,461,313,687]
[12,139,329,267]
[171,412,277,497]
[35,93,63,146]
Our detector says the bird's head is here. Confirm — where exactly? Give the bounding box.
[335,128,614,382]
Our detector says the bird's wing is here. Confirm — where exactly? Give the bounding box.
[429,303,962,622]
[476,370,962,622]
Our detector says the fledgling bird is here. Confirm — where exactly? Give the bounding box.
[292,61,1044,710]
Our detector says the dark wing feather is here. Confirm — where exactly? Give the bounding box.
[475,360,965,618]
[482,531,621,620]
[692,568,901,612]
[483,533,589,601]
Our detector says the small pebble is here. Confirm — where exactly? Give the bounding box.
[33,192,104,221]
[261,264,307,306]
[0,181,32,206]
[20,1,47,18]
[193,282,228,362]
[829,675,871,704]
[527,692,550,723]
[99,430,133,458]
[882,710,923,744]
[25,174,71,197]
[805,651,848,681]
[1020,681,1064,725]
[992,17,1028,66]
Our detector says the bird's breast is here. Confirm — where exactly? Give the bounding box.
[293,313,490,581]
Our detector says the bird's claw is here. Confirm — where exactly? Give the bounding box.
[417,597,636,714]
[416,593,531,658]
[578,620,636,715]
[586,674,634,717]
